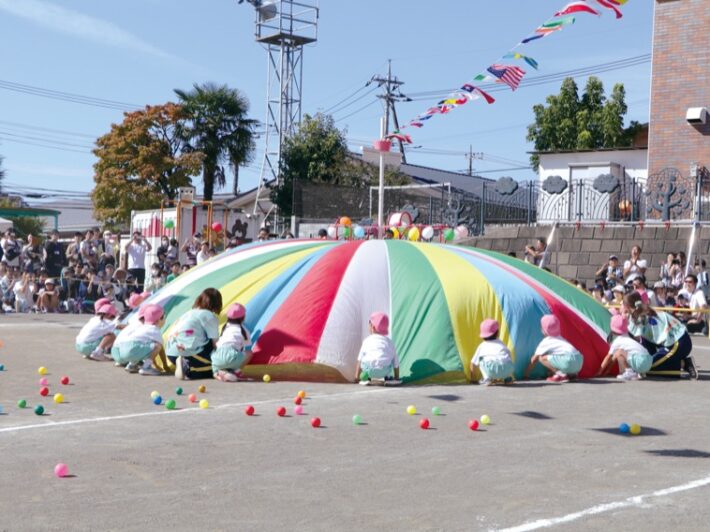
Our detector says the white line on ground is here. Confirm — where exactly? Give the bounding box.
[496,474,710,531]
[0,387,389,435]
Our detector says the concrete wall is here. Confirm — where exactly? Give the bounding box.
[461,224,709,285]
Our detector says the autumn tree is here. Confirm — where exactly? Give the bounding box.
[527,77,641,170]
[92,103,204,226]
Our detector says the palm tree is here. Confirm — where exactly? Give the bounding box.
[174,83,258,201]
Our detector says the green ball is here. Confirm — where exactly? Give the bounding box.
[175,387,183,396]
[164,220,174,229]
[17,399,27,409]
[443,228,455,241]
[432,406,441,416]
[352,414,362,425]
[34,405,44,415]
[166,399,176,410]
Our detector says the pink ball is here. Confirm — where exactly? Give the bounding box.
[294,405,304,415]
[54,463,68,478]
[39,377,48,386]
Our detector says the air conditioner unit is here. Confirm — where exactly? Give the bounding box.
[686,107,708,125]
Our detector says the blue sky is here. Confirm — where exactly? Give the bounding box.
[0,0,653,200]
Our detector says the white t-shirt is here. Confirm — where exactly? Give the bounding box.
[357,334,400,369]
[126,242,148,270]
[76,316,115,344]
[534,336,580,357]
[472,339,513,365]
[129,324,164,345]
[113,320,142,348]
[196,250,210,265]
[216,323,251,350]
[623,259,648,283]
[690,289,708,310]
[609,336,650,358]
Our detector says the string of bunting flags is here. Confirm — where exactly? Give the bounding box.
[385,0,630,145]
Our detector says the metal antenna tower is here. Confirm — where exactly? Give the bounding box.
[239,1,319,217]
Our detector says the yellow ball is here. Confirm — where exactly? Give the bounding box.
[150,391,160,400]
[199,399,209,409]
[263,374,271,383]
[480,414,491,425]
[53,393,64,404]
[630,423,641,435]
[198,385,206,393]
[297,390,306,399]
[38,367,47,376]
[406,405,416,415]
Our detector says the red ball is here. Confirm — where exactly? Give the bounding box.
[245,405,255,416]
[39,386,49,397]
[60,376,70,385]
[188,393,197,403]
[277,406,286,417]
[293,396,302,405]
[419,418,430,430]
[310,417,321,428]
[468,419,479,431]
[211,222,223,232]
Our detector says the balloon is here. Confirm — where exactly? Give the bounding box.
[327,226,337,239]
[352,414,362,425]
[419,418,430,430]
[619,423,630,434]
[294,405,304,415]
[343,227,351,239]
[166,399,176,410]
[198,385,206,393]
[339,217,352,226]
[245,405,255,416]
[164,219,175,229]
[17,399,26,408]
[480,414,491,425]
[53,393,64,404]
[391,228,399,239]
[199,399,209,409]
[277,406,286,417]
[408,227,420,241]
[60,376,69,385]
[422,226,434,241]
[454,225,469,241]
[54,463,69,478]
[212,222,223,232]
[0,405,3,414]
[38,367,47,376]
[443,228,455,242]
[263,374,271,383]
[406,405,416,415]
[310,417,321,428]
[353,225,365,239]
[0,364,4,371]
[297,390,306,399]
[431,406,441,416]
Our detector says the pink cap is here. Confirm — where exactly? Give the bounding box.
[142,304,164,325]
[636,290,649,305]
[137,304,148,319]
[541,314,561,337]
[98,303,117,318]
[479,319,499,339]
[610,314,628,335]
[227,303,246,320]
[94,298,110,312]
[127,293,143,309]
[369,312,389,335]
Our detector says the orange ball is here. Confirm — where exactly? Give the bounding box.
[297,390,306,399]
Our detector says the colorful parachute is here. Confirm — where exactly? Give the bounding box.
[148,240,611,383]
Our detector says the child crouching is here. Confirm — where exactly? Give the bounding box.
[75,303,118,361]
[470,319,514,385]
[525,314,583,383]
[111,304,165,376]
[597,314,652,381]
[355,312,401,385]
[212,303,253,382]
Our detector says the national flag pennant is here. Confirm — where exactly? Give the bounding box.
[592,0,623,18]
[386,132,413,144]
[486,64,526,91]
[555,1,600,17]
[409,122,424,128]
[503,52,539,70]
[460,84,496,104]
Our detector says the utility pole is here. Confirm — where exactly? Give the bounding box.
[371,60,411,163]
[466,145,483,176]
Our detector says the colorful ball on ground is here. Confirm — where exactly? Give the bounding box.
[17,399,26,409]
[431,406,441,416]
[53,393,64,404]
[619,423,630,434]
[60,376,69,385]
[276,406,286,417]
[419,418,430,430]
[443,228,455,242]
[406,405,417,415]
[297,390,306,399]
[480,414,491,425]
[153,395,162,405]
[166,399,176,410]
[150,391,160,400]
[198,385,206,393]
[188,393,197,403]
[164,219,175,229]
[39,377,48,386]
[175,387,183,395]
[310,417,321,428]
[352,414,362,425]
[469,419,479,431]
[630,423,642,435]
[211,222,223,232]
[54,463,69,478]
[40,387,49,397]
[199,399,209,409]
[245,405,255,416]
[0,364,5,371]
[38,366,47,376]
[294,405,304,415]
[294,396,302,405]
[263,374,271,383]
[0,404,4,414]
[34,405,44,415]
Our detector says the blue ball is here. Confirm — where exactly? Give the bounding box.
[619,423,630,434]
[0,404,4,414]
[153,395,162,405]
[0,364,4,371]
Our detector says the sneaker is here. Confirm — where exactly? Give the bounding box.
[232,369,251,382]
[88,350,111,362]
[358,379,371,386]
[478,377,492,386]
[546,375,561,383]
[617,369,640,381]
[139,366,161,376]
[215,370,237,382]
[685,356,699,380]
[124,362,140,373]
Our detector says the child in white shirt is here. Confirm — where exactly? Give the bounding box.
[525,314,583,383]
[75,303,118,361]
[597,314,652,381]
[355,312,401,385]
[212,303,253,382]
[470,319,514,386]
[111,304,166,376]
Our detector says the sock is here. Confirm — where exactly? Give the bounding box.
[143,359,152,368]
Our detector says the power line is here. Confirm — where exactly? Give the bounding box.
[0,79,139,111]
[328,85,379,116]
[0,120,98,139]
[321,84,370,115]
[0,136,93,154]
[333,99,380,123]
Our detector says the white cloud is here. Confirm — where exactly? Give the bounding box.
[0,0,176,61]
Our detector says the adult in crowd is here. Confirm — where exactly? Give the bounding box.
[679,274,708,334]
[257,227,270,241]
[524,237,547,267]
[623,245,647,285]
[1,229,22,269]
[631,276,656,306]
[13,271,34,313]
[124,231,152,290]
[653,281,675,308]
[43,230,65,278]
[80,229,98,269]
[157,236,170,269]
[21,234,42,273]
[66,232,83,265]
[693,259,709,298]
[166,238,179,267]
[98,230,117,272]
[196,241,210,265]
[181,233,201,267]
[595,255,623,288]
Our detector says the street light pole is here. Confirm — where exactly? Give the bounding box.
[378,116,386,239]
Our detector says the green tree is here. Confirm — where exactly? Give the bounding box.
[0,198,46,239]
[174,83,258,201]
[93,103,204,227]
[271,113,410,217]
[527,77,639,170]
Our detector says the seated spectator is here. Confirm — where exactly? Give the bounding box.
[13,272,34,313]
[631,276,656,306]
[610,285,625,308]
[258,227,270,241]
[596,255,623,288]
[1,267,17,311]
[38,278,60,313]
[659,253,675,287]
[156,237,170,268]
[680,274,708,334]
[623,245,647,285]
[144,263,165,293]
[524,237,547,266]
[180,264,191,274]
[167,262,181,283]
[653,281,676,308]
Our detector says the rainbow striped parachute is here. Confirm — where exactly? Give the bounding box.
[149,240,611,383]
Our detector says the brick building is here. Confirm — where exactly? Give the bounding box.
[648,0,710,177]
